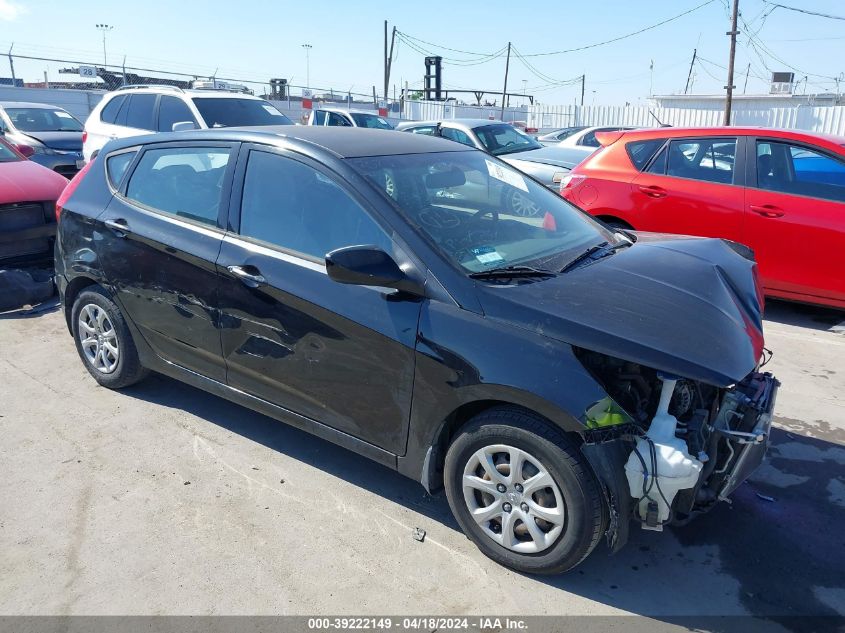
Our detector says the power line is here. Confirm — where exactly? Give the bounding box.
[520,0,717,57]
[763,1,845,21]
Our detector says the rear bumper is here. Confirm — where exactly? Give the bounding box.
[29,153,82,178]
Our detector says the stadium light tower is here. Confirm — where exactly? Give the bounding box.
[302,43,312,89]
[95,24,114,67]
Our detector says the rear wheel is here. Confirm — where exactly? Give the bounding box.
[71,285,148,389]
[444,408,605,574]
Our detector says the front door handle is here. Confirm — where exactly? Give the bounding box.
[749,204,785,218]
[227,265,266,288]
[104,218,130,237]
[638,185,667,198]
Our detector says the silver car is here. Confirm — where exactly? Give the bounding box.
[538,125,637,148]
[396,119,593,216]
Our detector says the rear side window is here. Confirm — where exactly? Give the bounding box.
[124,94,157,131]
[106,150,137,189]
[158,96,197,132]
[757,141,845,202]
[626,139,665,170]
[651,138,737,184]
[441,127,474,147]
[100,95,127,124]
[327,112,352,127]
[125,146,232,225]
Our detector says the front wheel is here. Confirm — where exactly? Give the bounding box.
[444,408,605,574]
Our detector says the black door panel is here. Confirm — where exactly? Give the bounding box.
[217,237,420,454]
[98,199,225,380]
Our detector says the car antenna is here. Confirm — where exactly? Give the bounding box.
[648,109,671,128]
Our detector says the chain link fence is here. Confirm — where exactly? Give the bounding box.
[1,53,401,123]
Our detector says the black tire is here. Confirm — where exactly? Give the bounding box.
[444,407,605,574]
[71,285,148,389]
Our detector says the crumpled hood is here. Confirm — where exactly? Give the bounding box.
[19,131,82,152]
[478,234,765,387]
[505,145,594,169]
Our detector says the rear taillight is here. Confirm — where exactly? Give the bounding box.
[56,158,95,222]
[82,130,88,144]
[559,174,586,195]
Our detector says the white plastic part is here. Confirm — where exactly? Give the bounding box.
[624,377,703,530]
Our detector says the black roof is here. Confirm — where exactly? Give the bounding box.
[106,126,473,159]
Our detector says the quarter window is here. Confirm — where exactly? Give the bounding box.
[100,95,127,124]
[125,147,232,225]
[756,141,845,202]
[239,150,391,260]
[663,138,737,184]
[158,96,197,132]
[627,139,666,170]
[106,150,137,189]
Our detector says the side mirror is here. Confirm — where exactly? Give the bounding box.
[326,245,423,295]
[171,121,198,132]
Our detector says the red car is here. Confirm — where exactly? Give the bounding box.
[560,127,845,310]
[0,137,68,265]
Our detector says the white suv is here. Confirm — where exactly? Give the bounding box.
[82,85,294,161]
[307,107,393,130]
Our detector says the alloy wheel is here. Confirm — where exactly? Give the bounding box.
[508,190,542,217]
[461,444,565,554]
[78,303,120,374]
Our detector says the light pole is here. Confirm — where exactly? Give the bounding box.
[302,44,312,89]
[95,24,113,67]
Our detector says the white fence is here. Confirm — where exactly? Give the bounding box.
[526,103,845,136]
[402,100,528,123]
[4,86,845,136]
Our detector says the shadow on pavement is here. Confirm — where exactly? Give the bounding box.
[763,299,843,332]
[120,373,845,629]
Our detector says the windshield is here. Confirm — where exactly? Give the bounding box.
[0,138,21,162]
[543,126,586,141]
[191,98,293,128]
[474,124,542,156]
[348,150,615,273]
[350,112,393,129]
[6,107,83,132]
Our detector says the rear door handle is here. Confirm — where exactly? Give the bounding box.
[104,218,130,237]
[749,204,784,218]
[638,185,667,198]
[227,265,266,288]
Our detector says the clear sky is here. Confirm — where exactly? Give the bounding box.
[1,0,843,105]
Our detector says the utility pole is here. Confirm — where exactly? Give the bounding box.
[384,21,396,105]
[7,43,15,85]
[95,24,113,67]
[500,42,511,120]
[302,44,312,89]
[742,62,751,94]
[580,74,585,106]
[684,49,697,94]
[723,0,740,125]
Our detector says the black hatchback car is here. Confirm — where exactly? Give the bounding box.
[56,127,778,574]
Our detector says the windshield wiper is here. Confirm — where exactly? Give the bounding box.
[469,265,557,280]
[560,241,631,274]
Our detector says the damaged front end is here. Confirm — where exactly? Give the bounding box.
[577,348,779,550]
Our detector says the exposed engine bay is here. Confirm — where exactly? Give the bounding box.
[576,349,779,531]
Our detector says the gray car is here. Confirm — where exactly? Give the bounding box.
[0,102,84,178]
[396,119,593,216]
